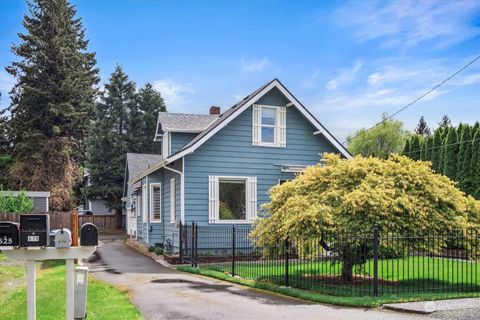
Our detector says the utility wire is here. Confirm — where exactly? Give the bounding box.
[342,54,480,145]
[403,137,479,155]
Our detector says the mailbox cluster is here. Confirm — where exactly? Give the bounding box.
[0,214,98,249]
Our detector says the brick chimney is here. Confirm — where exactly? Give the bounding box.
[209,106,221,115]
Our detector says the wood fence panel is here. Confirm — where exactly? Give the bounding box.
[0,212,122,230]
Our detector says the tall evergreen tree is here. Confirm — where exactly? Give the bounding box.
[431,129,443,173]
[87,65,135,212]
[457,125,471,192]
[415,116,431,136]
[0,94,12,189]
[136,83,166,153]
[443,128,459,180]
[471,129,480,199]
[438,115,452,129]
[5,0,98,209]
[409,135,422,160]
[402,139,411,156]
[424,136,434,162]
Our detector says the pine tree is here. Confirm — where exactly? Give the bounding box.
[415,116,431,136]
[420,139,427,160]
[409,135,422,160]
[443,128,459,180]
[5,0,98,209]
[458,125,472,192]
[136,83,166,153]
[87,65,135,212]
[438,115,452,129]
[431,129,443,173]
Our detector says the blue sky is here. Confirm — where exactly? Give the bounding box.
[0,0,479,141]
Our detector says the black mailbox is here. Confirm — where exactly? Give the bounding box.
[80,223,98,246]
[20,214,50,247]
[0,222,20,247]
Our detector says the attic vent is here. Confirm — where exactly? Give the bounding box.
[209,106,221,115]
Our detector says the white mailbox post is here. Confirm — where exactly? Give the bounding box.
[4,246,96,320]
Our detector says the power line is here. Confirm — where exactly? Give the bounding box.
[343,54,480,145]
[404,137,479,155]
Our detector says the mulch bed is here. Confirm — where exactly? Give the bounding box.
[303,274,399,286]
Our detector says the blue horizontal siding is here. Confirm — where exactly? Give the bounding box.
[184,88,339,225]
[171,132,197,154]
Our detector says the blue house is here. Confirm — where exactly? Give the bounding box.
[123,79,351,250]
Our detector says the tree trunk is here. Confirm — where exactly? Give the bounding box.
[341,256,354,283]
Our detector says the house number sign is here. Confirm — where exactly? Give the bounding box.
[0,236,14,245]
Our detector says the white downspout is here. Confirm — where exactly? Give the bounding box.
[163,158,184,223]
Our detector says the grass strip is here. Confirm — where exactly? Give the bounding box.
[177,265,480,308]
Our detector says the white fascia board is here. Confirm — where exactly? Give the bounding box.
[165,80,352,163]
[272,82,352,159]
[165,81,279,164]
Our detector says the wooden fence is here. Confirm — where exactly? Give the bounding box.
[0,212,123,230]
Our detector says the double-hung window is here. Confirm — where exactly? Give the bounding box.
[150,183,161,222]
[252,104,286,147]
[208,176,257,224]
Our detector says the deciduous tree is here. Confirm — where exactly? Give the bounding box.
[252,154,480,282]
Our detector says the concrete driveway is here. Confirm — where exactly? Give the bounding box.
[85,233,429,320]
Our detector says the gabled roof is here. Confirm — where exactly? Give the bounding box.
[129,79,352,184]
[126,153,163,178]
[156,112,218,134]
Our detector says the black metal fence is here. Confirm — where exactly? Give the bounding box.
[180,222,480,297]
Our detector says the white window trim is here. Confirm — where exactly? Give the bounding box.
[162,132,171,158]
[208,175,257,224]
[252,104,286,148]
[150,183,162,223]
[170,178,176,224]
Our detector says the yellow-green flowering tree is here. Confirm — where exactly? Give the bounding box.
[252,154,480,282]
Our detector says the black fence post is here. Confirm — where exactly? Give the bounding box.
[373,224,379,297]
[191,222,195,267]
[179,221,183,262]
[285,238,289,287]
[232,225,236,276]
[194,222,198,268]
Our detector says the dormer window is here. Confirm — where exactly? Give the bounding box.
[252,104,286,147]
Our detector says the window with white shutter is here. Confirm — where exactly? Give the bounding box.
[252,104,286,148]
[170,178,176,223]
[150,183,161,222]
[208,175,257,224]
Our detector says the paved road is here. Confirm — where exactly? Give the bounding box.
[84,233,431,320]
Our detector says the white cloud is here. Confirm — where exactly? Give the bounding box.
[152,79,194,110]
[333,0,480,50]
[326,61,363,91]
[240,57,271,73]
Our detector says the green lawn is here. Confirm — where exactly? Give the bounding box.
[199,256,480,296]
[178,265,480,308]
[0,252,143,320]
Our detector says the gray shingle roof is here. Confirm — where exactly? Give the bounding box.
[157,112,219,133]
[126,153,163,178]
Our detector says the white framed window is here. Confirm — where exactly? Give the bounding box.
[150,183,162,223]
[252,104,286,147]
[208,176,257,224]
[142,185,147,223]
[130,197,136,217]
[170,178,176,224]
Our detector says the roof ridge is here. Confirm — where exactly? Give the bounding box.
[158,112,219,117]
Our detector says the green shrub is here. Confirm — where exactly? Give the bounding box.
[0,190,34,213]
[154,247,163,255]
[148,246,155,253]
